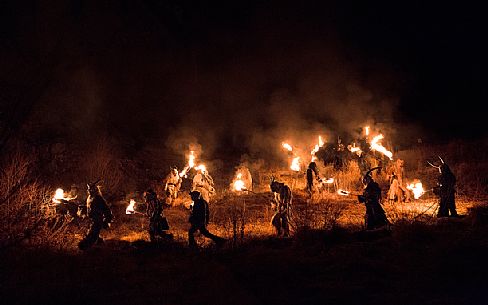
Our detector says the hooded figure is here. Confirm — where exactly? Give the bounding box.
[358,167,389,230]
[78,180,113,250]
[270,178,292,237]
[431,157,458,217]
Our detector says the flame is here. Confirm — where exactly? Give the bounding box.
[347,143,362,156]
[52,188,71,203]
[407,181,425,199]
[126,199,136,214]
[195,164,206,173]
[179,150,197,177]
[179,167,188,177]
[370,134,393,160]
[310,135,325,161]
[188,151,195,168]
[290,157,301,172]
[364,126,370,136]
[319,135,324,146]
[321,178,334,184]
[233,173,245,191]
[282,142,293,152]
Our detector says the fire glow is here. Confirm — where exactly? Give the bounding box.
[179,150,196,177]
[282,142,293,152]
[52,188,72,203]
[407,181,425,199]
[370,134,393,160]
[126,199,136,214]
[290,157,301,172]
[311,135,325,161]
[233,173,245,191]
[348,143,362,156]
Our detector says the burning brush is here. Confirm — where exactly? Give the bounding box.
[52,188,76,204]
[126,199,144,215]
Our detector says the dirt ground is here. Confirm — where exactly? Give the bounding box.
[1,188,487,305]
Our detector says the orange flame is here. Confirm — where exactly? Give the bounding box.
[407,181,425,199]
[52,188,72,203]
[195,164,206,173]
[282,142,293,152]
[233,173,245,191]
[370,134,393,160]
[321,178,334,184]
[126,199,136,214]
[188,151,195,168]
[290,156,301,172]
[364,126,370,136]
[347,143,362,156]
[310,135,325,161]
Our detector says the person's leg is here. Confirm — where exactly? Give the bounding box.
[282,214,290,237]
[200,226,225,245]
[79,221,102,249]
[188,224,198,248]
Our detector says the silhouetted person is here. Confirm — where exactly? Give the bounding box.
[270,178,292,237]
[188,190,225,248]
[144,189,172,242]
[436,161,458,217]
[306,161,320,197]
[78,180,113,250]
[358,167,389,230]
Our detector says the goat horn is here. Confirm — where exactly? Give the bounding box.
[438,156,445,164]
[427,161,440,169]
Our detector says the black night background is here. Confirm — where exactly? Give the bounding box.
[1,1,487,305]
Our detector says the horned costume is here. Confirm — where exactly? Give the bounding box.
[359,167,389,230]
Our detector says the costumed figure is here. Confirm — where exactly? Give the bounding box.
[358,167,390,230]
[306,161,321,197]
[192,168,216,203]
[430,157,458,217]
[188,190,226,248]
[164,166,182,206]
[270,177,292,237]
[144,189,172,242]
[78,180,113,250]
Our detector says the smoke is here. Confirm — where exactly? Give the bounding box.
[20,1,410,171]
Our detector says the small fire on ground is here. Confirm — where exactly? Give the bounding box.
[126,199,136,214]
[407,180,425,199]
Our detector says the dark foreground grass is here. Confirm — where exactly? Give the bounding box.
[2,205,488,305]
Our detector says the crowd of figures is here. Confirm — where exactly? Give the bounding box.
[48,155,461,251]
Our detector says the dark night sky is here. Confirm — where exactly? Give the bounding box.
[1,1,487,157]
